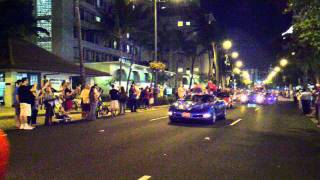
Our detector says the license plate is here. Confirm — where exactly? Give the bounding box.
[182,112,191,118]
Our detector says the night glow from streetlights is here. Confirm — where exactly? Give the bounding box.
[231,52,239,59]
[235,60,243,68]
[222,40,232,50]
[233,68,241,74]
[274,66,281,72]
[280,58,288,67]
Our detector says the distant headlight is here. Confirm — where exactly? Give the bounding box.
[203,113,211,118]
[168,111,173,116]
[256,95,264,103]
[240,95,248,102]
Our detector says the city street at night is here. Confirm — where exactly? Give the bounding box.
[6,101,320,180]
[1,0,320,179]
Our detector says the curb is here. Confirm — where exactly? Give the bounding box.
[0,105,170,120]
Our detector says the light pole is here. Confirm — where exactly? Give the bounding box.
[154,0,158,62]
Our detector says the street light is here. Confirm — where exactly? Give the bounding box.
[274,66,281,72]
[231,52,239,59]
[222,40,232,50]
[233,68,241,74]
[280,58,288,67]
[235,60,243,68]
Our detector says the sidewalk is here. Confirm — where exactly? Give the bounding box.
[0,105,170,131]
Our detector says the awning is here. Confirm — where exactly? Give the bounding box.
[0,39,110,77]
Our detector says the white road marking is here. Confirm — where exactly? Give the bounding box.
[149,116,168,122]
[98,130,105,133]
[230,119,242,126]
[138,175,152,180]
[204,137,211,140]
[255,107,260,111]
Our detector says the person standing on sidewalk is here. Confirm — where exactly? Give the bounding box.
[109,84,119,117]
[80,84,90,120]
[119,86,128,115]
[28,84,40,126]
[13,80,21,128]
[301,88,313,114]
[18,78,36,130]
[129,84,138,112]
[43,86,56,125]
[88,85,100,120]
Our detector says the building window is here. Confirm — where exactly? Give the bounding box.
[177,21,184,27]
[37,41,52,52]
[37,20,52,38]
[37,0,52,16]
[36,0,52,51]
[186,21,191,26]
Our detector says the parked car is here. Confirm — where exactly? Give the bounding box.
[168,94,227,124]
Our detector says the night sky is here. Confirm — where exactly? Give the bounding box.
[202,0,292,70]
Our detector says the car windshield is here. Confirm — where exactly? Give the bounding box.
[184,95,214,103]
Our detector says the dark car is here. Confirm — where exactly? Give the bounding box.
[264,93,277,104]
[215,92,234,108]
[168,94,227,124]
[248,92,265,104]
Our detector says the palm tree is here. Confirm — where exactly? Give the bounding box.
[104,0,151,90]
[0,0,48,64]
[74,0,86,85]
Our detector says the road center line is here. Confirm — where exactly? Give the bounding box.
[149,116,168,122]
[230,119,242,126]
[138,175,152,180]
[255,107,260,111]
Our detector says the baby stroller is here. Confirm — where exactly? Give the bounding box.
[54,98,72,122]
[96,101,110,118]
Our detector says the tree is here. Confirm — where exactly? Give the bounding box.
[286,0,320,86]
[104,0,151,91]
[74,0,86,85]
[0,0,48,64]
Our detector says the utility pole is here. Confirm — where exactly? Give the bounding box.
[153,0,158,104]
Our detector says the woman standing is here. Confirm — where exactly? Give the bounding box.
[88,85,100,120]
[43,86,56,125]
[62,81,74,113]
[119,86,128,115]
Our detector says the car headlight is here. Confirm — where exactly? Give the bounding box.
[256,95,264,103]
[203,113,211,118]
[168,111,173,116]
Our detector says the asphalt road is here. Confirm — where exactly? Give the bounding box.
[5,102,320,180]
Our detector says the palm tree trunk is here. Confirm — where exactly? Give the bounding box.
[8,38,14,65]
[212,42,219,84]
[207,49,213,80]
[303,68,309,88]
[189,55,196,89]
[126,57,134,93]
[75,0,86,84]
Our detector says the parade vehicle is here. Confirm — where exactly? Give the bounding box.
[264,92,277,104]
[216,92,234,108]
[168,94,227,124]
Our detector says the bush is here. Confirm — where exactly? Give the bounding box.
[155,96,176,106]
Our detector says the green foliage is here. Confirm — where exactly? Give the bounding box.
[0,0,48,40]
[288,0,320,53]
